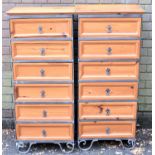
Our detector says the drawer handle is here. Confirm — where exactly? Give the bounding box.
[106,128,110,134]
[40,90,45,98]
[38,25,43,34]
[42,110,47,117]
[105,88,111,96]
[42,129,47,137]
[105,108,110,116]
[107,25,112,33]
[40,48,45,56]
[105,68,111,76]
[107,47,112,55]
[98,105,103,113]
[40,69,45,77]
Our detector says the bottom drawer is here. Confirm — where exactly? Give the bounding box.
[16,124,73,140]
[79,121,136,139]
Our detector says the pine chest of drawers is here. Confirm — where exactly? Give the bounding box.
[77,4,144,150]
[7,6,75,153]
[7,4,144,153]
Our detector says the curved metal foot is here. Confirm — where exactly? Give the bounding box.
[78,139,98,151]
[117,139,136,150]
[16,142,35,154]
[57,142,75,153]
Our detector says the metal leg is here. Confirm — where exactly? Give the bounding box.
[16,142,35,154]
[57,142,75,153]
[118,139,136,149]
[78,139,98,151]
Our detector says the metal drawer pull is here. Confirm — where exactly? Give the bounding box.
[106,128,110,134]
[107,25,112,33]
[40,48,45,56]
[40,90,45,98]
[38,25,43,34]
[98,105,103,113]
[107,47,112,55]
[105,88,111,96]
[105,108,110,116]
[42,110,47,117]
[105,68,111,75]
[40,69,45,77]
[42,129,47,137]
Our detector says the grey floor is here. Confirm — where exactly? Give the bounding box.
[2,127,152,155]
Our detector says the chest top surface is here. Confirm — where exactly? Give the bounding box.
[7,4,144,15]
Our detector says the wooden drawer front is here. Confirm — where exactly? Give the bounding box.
[79,82,138,100]
[79,18,141,38]
[15,84,73,102]
[14,63,73,81]
[79,102,137,120]
[79,121,136,139]
[12,41,72,61]
[16,124,73,140]
[79,62,139,80]
[16,104,73,121]
[79,40,140,59]
[10,18,72,38]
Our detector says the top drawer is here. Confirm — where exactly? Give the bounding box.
[10,18,72,38]
[79,18,141,38]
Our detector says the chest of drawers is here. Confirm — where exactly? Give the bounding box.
[77,4,143,150]
[7,7,75,154]
[7,4,144,153]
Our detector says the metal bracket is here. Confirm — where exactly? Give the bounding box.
[78,139,98,151]
[118,139,136,150]
[57,142,75,153]
[78,139,136,151]
[16,141,75,154]
[16,142,36,154]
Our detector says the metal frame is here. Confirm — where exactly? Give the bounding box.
[79,37,141,41]
[77,13,140,152]
[79,119,136,122]
[13,60,73,63]
[14,80,74,84]
[16,140,75,154]
[11,37,73,42]
[78,99,138,102]
[8,14,73,19]
[78,58,139,62]
[79,79,138,83]
[15,101,74,104]
[9,14,76,154]
[78,138,136,151]
[16,121,74,124]
[78,14,142,18]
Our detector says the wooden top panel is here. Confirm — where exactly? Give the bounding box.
[76,4,144,14]
[7,6,75,15]
[7,5,144,15]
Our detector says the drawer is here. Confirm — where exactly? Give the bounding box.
[79,102,137,120]
[14,84,73,102]
[79,121,136,139]
[79,40,140,59]
[79,62,139,81]
[79,18,141,38]
[16,104,73,121]
[14,63,73,81]
[79,82,138,100]
[16,123,73,140]
[10,18,72,38]
[12,41,72,61]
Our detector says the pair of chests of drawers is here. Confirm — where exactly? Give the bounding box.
[11,18,74,141]
[78,17,141,139]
